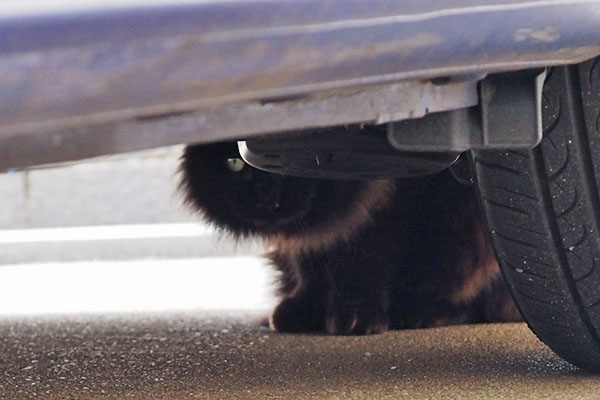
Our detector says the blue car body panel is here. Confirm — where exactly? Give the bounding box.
[0,0,598,168]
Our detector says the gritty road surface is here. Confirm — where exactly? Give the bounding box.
[1,312,599,399]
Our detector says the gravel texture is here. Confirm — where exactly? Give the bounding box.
[1,312,598,399]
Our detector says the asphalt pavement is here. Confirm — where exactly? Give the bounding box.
[1,312,599,399]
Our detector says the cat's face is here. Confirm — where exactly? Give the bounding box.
[180,142,366,237]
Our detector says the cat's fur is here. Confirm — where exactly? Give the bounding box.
[180,141,521,335]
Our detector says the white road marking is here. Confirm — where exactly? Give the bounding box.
[0,223,217,243]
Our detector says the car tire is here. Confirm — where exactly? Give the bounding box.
[472,56,600,371]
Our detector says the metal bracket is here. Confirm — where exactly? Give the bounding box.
[239,127,459,180]
[387,70,546,152]
[239,70,546,180]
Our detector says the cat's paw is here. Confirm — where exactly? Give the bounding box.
[269,297,324,333]
[325,301,389,335]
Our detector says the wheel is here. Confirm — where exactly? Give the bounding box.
[473,56,600,371]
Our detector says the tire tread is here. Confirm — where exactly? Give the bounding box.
[474,58,600,370]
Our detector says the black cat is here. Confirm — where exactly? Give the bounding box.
[180,141,521,335]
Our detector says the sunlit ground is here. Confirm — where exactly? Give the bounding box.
[0,257,277,316]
